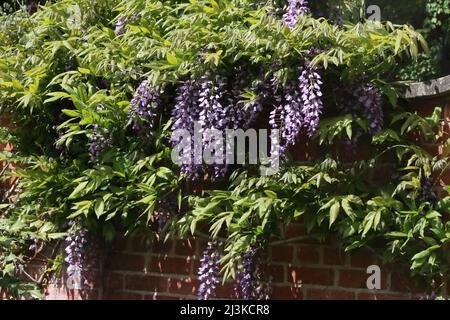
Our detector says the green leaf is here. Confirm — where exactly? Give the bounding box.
[166,52,179,65]
[94,199,105,218]
[68,181,89,199]
[77,67,91,74]
[329,202,340,227]
[264,190,277,199]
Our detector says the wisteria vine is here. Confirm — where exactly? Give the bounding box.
[235,246,271,300]
[128,79,163,136]
[64,222,94,289]
[198,241,222,300]
[283,0,310,30]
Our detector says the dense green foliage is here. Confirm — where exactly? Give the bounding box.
[372,0,450,80]
[0,0,449,299]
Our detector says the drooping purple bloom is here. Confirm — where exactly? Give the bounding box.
[171,71,261,180]
[269,58,323,156]
[88,127,111,163]
[88,105,111,162]
[269,79,303,156]
[235,246,271,300]
[128,80,163,134]
[171,79,204,179]
[283,0,310,30]
[198,241,222,300]
[223,70,261,131]
[299,63,323,137]
[419,174,438,205]
[114,15,140,36]
[114,17,127,36]
[64,221,93,289]
[151,199,177,239]
[353,84,383,134]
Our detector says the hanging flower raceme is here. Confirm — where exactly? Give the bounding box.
[269,79,303,156]
[198,241,222,300]
[171,71,262,180]
[114,15,140,36]
[299,63,323,137]
[283,0,310,30]
[223,71,261,131]
[64,222,93,289]
[128,80,163,135]
[171,79,204,179]
[419,174,438,205]
[151,199,177,239]
[269,56,323,156]
[236,246,271,300]
[353,84,383,134]
[88,125,111,163]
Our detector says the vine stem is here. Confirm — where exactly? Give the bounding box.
[268,235,316,246]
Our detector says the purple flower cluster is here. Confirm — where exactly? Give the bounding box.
[88,124,111,163]
[283,0,310,30]
[269,60,324,156]
[64,223,91,289]
[114,15,140,36]
[171,71,261,180]
[353,84,383,134]
[128,80,163,134]
[299,64,323,137]
[151,199,177,239]
[235,246,271,300]
[419,175,438,204]
[225,70,262,130]
[198,241,222,300]
[269,80,303,156]
[171,79,204,180]
[29,237,41,255]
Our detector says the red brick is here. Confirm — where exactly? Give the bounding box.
[148,256,191,275]
[390,272,429,293]
[215,282,236,299]
[440,169,450,185]
[357,292,410,300]
[103,292,143,300]
[290,134,319,162]
[111,235,128,252]
[175,239,196,256]
[306,288,355,300]
[143,294,182,300]
[270,245,293,263]
[267,264,285,283]
[349,249,376,268]
[297,246,320,265]
[323,247,346,265]
[284,224,307,238]
[152,239,174,254]
[131,236,152,252]
[103,273,124,291]
[124,275,170,292]
[289,267,334,286]
[271,285,303,300]
[168,278,199,295]
[414,104,438,117]
[338,269,387,289]
[107,253,145,272]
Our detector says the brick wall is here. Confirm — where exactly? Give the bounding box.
[43,94,450,300]
[44,225,448,300]
[3,87,450,300]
